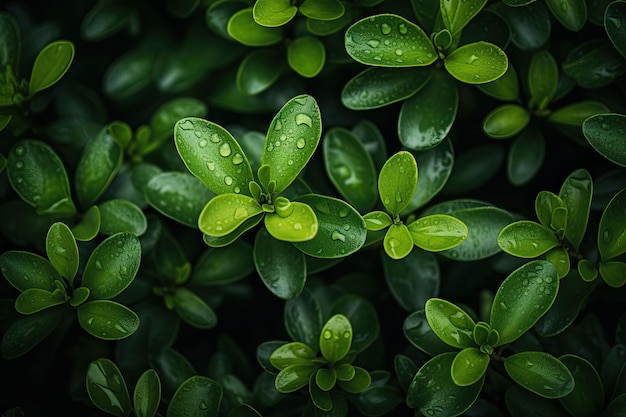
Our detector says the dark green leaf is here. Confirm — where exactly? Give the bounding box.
[287,36,325,78]
[254,228,306,299]
[545,0,587,31]
[1,308,63,359]
[78,300,140,340]
[82,232,141,300]
[583,113,626,167]
[99,199,147,236]
[284,288,323,350]
[578,258,599,282]
[504,351,574,398]
[559,168,592,250]
[0,12,21,71]
[29,40,74,95]
[497,220,560,258]
[134,369,161,417]
[236,49,283,95]
[330,294,380,354]
[407,352,484,415]
[490,260,559,346]
[70,286,90,307]
[562,40,626,88]
[441,0,488,35]
[444,42,508,84]
[351,119,388,170]
[345,14,437,67]
[174,287,218,329]
[598,188,626,260]
[441,144,505,194]
[316,368,337,391]
[166,376,222,417]
[398,71,458,150]
[8,140,76,216]
[425,298,476,349]
[460,8,512,49]
[600,261,626,287]
[0,251,60,292]
[174,117,254,196]
[404,309,458,356]
[476,64,519,101]
[86,358,131,417]
[81,4,131,41]
[337,366,371,393]
[507,127,546,186]
[606,1,626,58]
[189,240,254,286]
[341,67,432,110]
[545,246,571,279]
[228,8,283,46]
[491,1,551,50]
[382,248,440,312]
[558,354,604,417]
[45,222,79,282]
[528,50,558,110]
[15,288,67,314]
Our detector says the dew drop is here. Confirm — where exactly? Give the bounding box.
[224,176,233,186]
[296,113,313,127]
[367,39,380,48]
[179,120,194,130]
[603,229,612,243]
[219,143,232,157]
[274,119,282,130]
[95,260,103,271]
[560,1,568,11]
[232,153,244,165]
[601,123,611,131]
[395,49,403,56]
[198,139,208,148]
[199,401,209,410]
[296,138,306,149]
[323,330,332,339]
[234,207,248,220]
[339,207,349,218]
[467,54,479,64]
[343,331,351,339]
[294,223,302,230]
[381,23,391,35]
[14,161,24,169]
[609,17,622,29]
[207,161,215,171]
[331,230,346,242]
[399,24,408,34]
[194,130,202,138]
[210,133,220,143]
[295,97,307,105]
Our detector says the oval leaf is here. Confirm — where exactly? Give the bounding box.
[29,40,75,95]
[497,220,560,258]
[86,358,131,417]
[408,214,468,251]
[345,14,437,67]
[274,364,318,392]
[174,117,253,196]
[236,49,284,95]
[0,12,20,71]
[383,249,440,312]
[558,354,604,417]
[1,308,63,359]
[174,287,218,330]
[199,194,263,238]
[78,300,140,340]
[482,104,531,139]
[8,140,76,216]
[189,241,254,286]
[15,288,67,315]
[504,351,574,398]
[598,188,626,260]
[71,205,101,241]
[545,0,587,31]
[227,8,283,46]
[507,127,546,186]
[378,151,417,216]
[265,201,318,242]
[0,251,60,292]
[425,298,476,349]
[284,289,323,350]
[606,0,626,58]
[99,199,147,236]
[166,376,222,417]
[490,260,559,346]
[559,168,592,250]
[384,224,414,259]
[398,70,458,150]
[252,0,297,27]
[451,347,490,386]
[528,50,559,110]
[441,0,488,35]
[287,36,325,78]
[320,314,352,364]
[46,222,79,282]
[134,369,161,417]
[270,341,317,370]
[583,113,626,167]
[444,41,508,84]
[262,94,322,194]
[82,232,141,300]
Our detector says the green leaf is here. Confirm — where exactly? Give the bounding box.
[199,194,263,237]
[583,113,626,167]
[398,70,458,150]
[408,214,468,251]
[440,0,488,35]
[476,64,519,101]
[363,211,393,231]
[287,36,325,78]
[407,352,484,415]
[0,251,60,292]
[270,342,317,370]
[402,139,455,213]
[75,122,127,209]
[558,354,604,417]
[323,127,377,212]
[320,314,352,364]
[29,40,74,95]
[433,29,453,51]
[507,127,546,186]
[284,289,323,350]
[71,287,91,307]
[166,376,222,417]
[598,188,626,260]
[491,1,551,51]
[425,298,476,349]
[578,258,598,282]
[404,310,458,356]
[378,151,417,216]
[336,363,356,382]
[236,49,283,95]
[274,364,319,392]
[306,2,353,35]
[265,201,318,242]
[173,287,218,330]
[504,351,574,398]
[0,12,21,71]
[7,140,76,216]
[600,261,626,287]
[189,241,254,286]
[444,42,508,84]
[86,358,132,417]
[262,94,322,194]
[15,288,66,314]
[490,260,559,346]
[99,199,147,236]
[203,214,264,248]
[545,0,587,31]
[252,0,297,27]
[174,117,254,196]
[78,300,140,340]
[316,368,337,391]
[81,4,131,41]
[451,348,490,386]
[46,222,78,282]
[1,308,63,359]
[341,67,432,110]
[606,1,626,58]
[292,194,367,258]
[300,0,345,20]
[337,366,371,393]
[345,14,437,67]
[134,369,161,417]
[441,144,504,194]
[228,7,283,46]
[384,224,414,259]
[329,294,380,354]
[383,249,439,312]
[563,40,626,88]
[528,50,558,110]
[351,119,388,170]
[559,168,592,250]
[497,220,560,258]
[545,246,571,279]
[535,191,566,229]
[82,232,141,300]
[254,228,306,299]
[482,104,530,139]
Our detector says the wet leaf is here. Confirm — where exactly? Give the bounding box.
[383,249,440,312]
[29,40,74,95]
[274,364,318,392]
[497,220,560,258]
[99,199,147,236]
[558,354,604,417]
[559,168,592,250]
[491,1,551,50]
[319,314,352,364]
[46,222,79,282]
[15,288,67,314]
[270,341,317,370]
[166,375,222,417]
[504,351,574,398]
[583,113,626,167]
[265,201,318,242]
[78,300,139,340]
[598,188,626,260]
[404,310,463,356]
[444,41,508,84]
[1,308,63,359]
[451,347,490,386]
[134,369,161,417]
[284,288,323,350]
[408,214,468,251]
[545,0,587,31]
[199,194,263,238]
[228,8,283,46]
[562,40,626,88]
[378,151,418,216]
[425,298,476,348]
[0,251,60,292]
[440,0,488,35]
[86,358,131,417]
[384,224,414,259]
[252,0,297,27]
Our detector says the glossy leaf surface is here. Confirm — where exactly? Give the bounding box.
[451,347,490,386]
[408,214,468,251]
[384,223,414,259]
[300,0,345,20]
[425,298,476,349]
[0,251,59,292]
[134,369,161,417]
[173,287,217,329]
[264,201,318,242]
[583,113,626,166]
[166,376,222,417]
[228,8,283,46]
[528,50,558,110]
[378,151,417,216]
[1,308,63,359]
[29,40,75,95]
[490,260,558,345]
[319,314,352,364]
[497,220,560,258]
[504,351,574,398]
[46,222,79,281]
[598,188,626,259]
[252,0,297,27]
[284,289,323,350]
[558,354,604,417]
[545,0,587,31]
[440,0,488,35]
[86,358,131,417]
[15,288,67,314]
[236,49,283,95]
[444,41,508,84]
[507,127,546,186]
[559,168,592,250]
[345,14,437,67]
[189,241,254,286]
[199,194,263,237]
[287,36,325,78]
[99,199,147,236]
[78,300,139,340]
[482,104,530,139]
[270,342,317,370]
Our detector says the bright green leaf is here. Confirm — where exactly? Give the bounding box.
[535,191,566,229]
[29,40,75,95]
[504,351,574,398]
[600,261,626,287]
[545,246,570,279]
[46,222,79,282]
[440,0,488,35]
[497,220,560,258]
[199,194,263,238]
[444,42,508,84]
[559,168,592,250]
[265,201,318,242]
[252,0,297,27]
[490,260,559,346]
[425,298,476,349]
[203,214,264,248]
[287,36,325,78]
[319,314,352,364]
[345,14,437,67]
[78,300,139,340]
[451,347,490,386]
[482,104,530,139]
[408,214,468,252]
[404,310,458,356]
[86,358,131,417]
[378,151,417,216]
[528,50,558,110]
[300,0,345,20]
[274,364,319,393]
[316,368,337,391]
[71,205,101,241]
[384,223,414,259]
[227,8,283,46]
[270,342,317,370]
[337,366,371,393]
[363,211,393,231]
